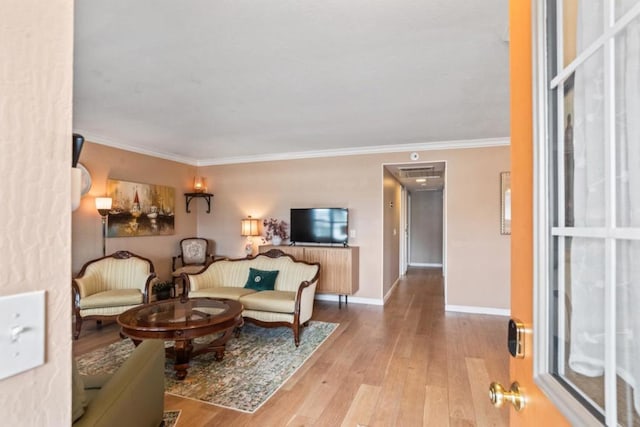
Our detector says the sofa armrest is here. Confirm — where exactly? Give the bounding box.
[73,340,165,427]
[295,278,319,324]
[73,274,99,299]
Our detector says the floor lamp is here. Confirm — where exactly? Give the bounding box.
[95,197,112,257]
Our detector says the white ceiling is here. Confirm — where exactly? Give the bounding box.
[73,0,510,165]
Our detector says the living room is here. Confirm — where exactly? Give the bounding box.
[3,1,515,426]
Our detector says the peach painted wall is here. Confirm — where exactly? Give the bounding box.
[0,0,74,425]
[197,145,510,308]
[71,142,198,280]
[71,144,509,306]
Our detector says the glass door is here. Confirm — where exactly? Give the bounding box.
[534,1,640,425]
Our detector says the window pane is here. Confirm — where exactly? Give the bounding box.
[616,240,640,425]
[563,1,603,67]
[565,49,606,228]
[616,0,640,20]
[553,236,606,417]
[615,15,640,228]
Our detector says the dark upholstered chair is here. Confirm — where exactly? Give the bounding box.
[72,251,156,340]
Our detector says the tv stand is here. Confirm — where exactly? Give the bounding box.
[259,245,359,308]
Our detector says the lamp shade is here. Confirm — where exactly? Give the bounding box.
[193,176,207,193]
[95,197,112,217]
[241,216,260,236]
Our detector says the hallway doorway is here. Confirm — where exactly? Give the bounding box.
[384,161,446,297]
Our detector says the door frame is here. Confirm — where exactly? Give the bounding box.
[529,0,599,421]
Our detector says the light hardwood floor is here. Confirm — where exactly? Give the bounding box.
[73,268,510,426]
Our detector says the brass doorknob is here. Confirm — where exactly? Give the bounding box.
[489,381,526,411]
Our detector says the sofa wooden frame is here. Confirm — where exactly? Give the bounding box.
[183,249,320,346]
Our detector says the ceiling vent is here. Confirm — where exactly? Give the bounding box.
[396,166,437,179]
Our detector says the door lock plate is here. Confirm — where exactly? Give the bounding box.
[507,318,525,358]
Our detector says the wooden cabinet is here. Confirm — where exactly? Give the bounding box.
[259,245,359,298]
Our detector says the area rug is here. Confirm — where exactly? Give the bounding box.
[163,410,181,427]
[77,321,338,413]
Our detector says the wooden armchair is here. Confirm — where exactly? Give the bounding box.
[171,237,212,290]
[72,251,156,340]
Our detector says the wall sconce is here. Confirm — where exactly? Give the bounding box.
[193,176,207,193]
[95,197,112,256]
[241,216,261,255]
[71,133,85,211]
[185,176,213,214]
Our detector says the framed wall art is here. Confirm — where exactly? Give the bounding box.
[106,179,175,237]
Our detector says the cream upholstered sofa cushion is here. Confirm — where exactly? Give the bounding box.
[239,290,296,313]
[189,287,256,300]
[183,250,320,346]
[79,289,143,309]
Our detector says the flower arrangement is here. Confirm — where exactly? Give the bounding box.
[263,218,289,240]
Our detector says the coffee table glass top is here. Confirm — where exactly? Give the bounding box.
[118,297,241,329]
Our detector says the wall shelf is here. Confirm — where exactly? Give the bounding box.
[184,192,214,214]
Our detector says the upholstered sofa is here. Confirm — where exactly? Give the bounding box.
[183,249,320,346]
[72,339,165,427]
[72,251,157,339]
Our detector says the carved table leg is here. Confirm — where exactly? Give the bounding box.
[173,340,193,380]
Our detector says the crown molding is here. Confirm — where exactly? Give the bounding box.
[73,130,200,165]
[196,137,510,166]
[74,131,510,167]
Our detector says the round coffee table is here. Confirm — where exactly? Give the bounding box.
[117,297,243,380]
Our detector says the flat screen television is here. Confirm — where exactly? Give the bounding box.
[290,208,348,246]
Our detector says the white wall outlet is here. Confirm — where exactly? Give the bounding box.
[0,290,45,380]
[349,229,356,238]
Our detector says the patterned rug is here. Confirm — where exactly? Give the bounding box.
[163,410,181,427]
[77,321,338,413]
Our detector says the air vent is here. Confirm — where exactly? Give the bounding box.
[397,166,436,179]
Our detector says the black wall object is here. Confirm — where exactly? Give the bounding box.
[72,133,84,168]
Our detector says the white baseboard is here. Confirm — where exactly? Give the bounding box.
[315,294,384,306]
[445,305,510,316]
[409,262,443,268]
[383,278,400,303]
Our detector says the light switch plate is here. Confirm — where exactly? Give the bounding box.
[0,290,45,380]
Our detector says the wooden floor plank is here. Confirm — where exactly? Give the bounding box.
[424,385,451,427]
[73,267,510,426]
[466,357,508,427]
[340,384,381,427]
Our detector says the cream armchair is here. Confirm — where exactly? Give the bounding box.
[72,251,156,340]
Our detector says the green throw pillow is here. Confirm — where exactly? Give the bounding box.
[244,268,279,291]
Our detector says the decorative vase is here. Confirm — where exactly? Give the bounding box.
[271,235,282,246]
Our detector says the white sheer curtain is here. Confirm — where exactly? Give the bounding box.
[568,1,640,416]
